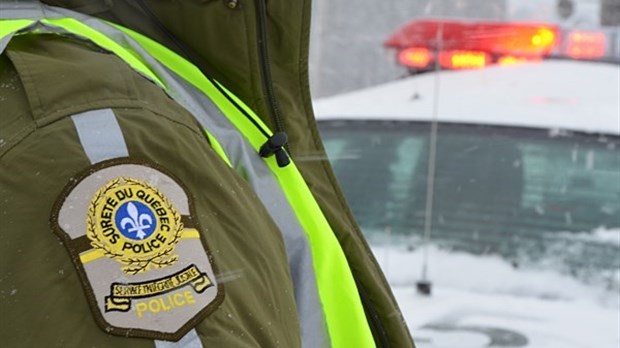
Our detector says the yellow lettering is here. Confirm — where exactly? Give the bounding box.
[134,292,197,319]
[148,299,161,314]
[159,298,172,311]
[136,302,148,319]
[184,291,196,305]
[173,293,185,306]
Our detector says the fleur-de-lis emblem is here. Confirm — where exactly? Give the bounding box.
[86,177,183,275]
[120,202,153,240]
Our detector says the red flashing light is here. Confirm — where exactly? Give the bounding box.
[565,31,606,60]
[498,55,540,66]
[529,27,556,50]
[470,25,557,56]
[385,20,559,59]
[398,47,433,68]
[439,50,490,69]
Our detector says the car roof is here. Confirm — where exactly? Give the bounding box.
[313,61,620,135]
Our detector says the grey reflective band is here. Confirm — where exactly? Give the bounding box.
[2,3,330,346]
[160,74,328,348]
[0,1,48,20]
[71,109,129,163]
[0,33,13,53]
[155,329,203,348]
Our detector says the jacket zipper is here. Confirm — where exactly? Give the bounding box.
[255,0,287,139]
[136,0,289,167]
[256,3,389,344]
[135,0,272,140]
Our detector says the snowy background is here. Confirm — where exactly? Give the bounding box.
[371,230,619,347]
[309,1,619,346]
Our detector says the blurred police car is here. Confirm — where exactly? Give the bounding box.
[313,17,619,348]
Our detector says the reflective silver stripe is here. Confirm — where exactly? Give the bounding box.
[0,10,208,347]
[71,107,203,347]
[166,76,329,348]
[93,25,330,348]
[0,1,47,20]
[2,5,330,347]
[0,32,14,53]
[155,330,203,348]
[71,109,128,163]
[69,11,330,347]
[0,0,67,53]
[78,17,330,348]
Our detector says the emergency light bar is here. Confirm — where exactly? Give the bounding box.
[386,19,617,71]
[564,31,607,60]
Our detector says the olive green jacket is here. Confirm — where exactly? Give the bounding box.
[0,1,414,347]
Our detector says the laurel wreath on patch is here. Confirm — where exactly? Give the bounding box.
[86,177,184,275]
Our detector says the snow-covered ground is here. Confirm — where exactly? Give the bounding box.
[371,242,620,347]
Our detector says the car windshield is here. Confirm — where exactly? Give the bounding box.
[319,120,619,281]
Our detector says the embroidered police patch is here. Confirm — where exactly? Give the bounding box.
[87,177,184,276]
[52,160,223,341]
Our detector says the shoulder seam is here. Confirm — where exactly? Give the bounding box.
[0,121,36,159]
[0,99,208,159]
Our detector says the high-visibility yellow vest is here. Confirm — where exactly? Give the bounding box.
[0,4,376,348]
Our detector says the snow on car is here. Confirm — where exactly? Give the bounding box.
[314,60,618,134]
[313,60,620,347]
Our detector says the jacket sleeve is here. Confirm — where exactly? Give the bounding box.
[0,34,301,348]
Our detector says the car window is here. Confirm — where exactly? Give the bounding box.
[319,121,620,260]
[320,122,426,230]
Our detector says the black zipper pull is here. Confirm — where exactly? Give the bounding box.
[259,132,290,168]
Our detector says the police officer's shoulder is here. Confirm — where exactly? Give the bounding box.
[0,33,205,157]
[0,52,33,156]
